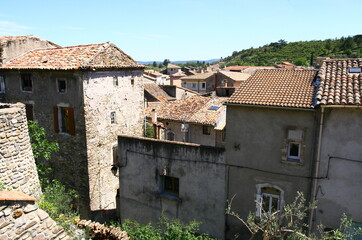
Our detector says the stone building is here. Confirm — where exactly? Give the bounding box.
[0,35,59,65]
[0,41,145,219]
[0,102,41,198]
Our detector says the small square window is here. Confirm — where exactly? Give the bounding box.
[287,142,300,160]
[21,74,32,92]
[192,83,197,89]
[113,76,118,86]
[110,111,116,124]
[161,176,179,196]
[203,125,210,135]
[201,82,206,89]
[57,79,66,93]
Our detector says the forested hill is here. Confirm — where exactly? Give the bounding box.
[222,35,362,67]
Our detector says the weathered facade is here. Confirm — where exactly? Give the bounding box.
[225,69,318,238]
[180,72,215,93]
[0,35,58,65]
[0,41,144,219]
[117,135,226,239]
[0,103,41,198]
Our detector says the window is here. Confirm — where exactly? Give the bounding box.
[57,79,66,93]
[53,106,75,135]
[287,142,301,159]
[131,78,134,86]
[191,83,197,89]
[161,176,179,196]
[0,76,5,93]
[113,76,118,86]
[110,111,116,124]
[25,104,34,121]
[21,74,32,92]
[256,184,284,217]
[281,129,304,163]
[182,81,186,86]
[201,82,206,89]
[203,125,210,135]
[349,67,361,73]
[167,131,175,141]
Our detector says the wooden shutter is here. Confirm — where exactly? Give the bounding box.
[67,107,75,136]
[53,107,59,133]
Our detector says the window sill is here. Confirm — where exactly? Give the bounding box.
[159,192,182,202]
[281,159,303,166]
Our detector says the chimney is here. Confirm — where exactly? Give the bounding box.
[151,109,157,123]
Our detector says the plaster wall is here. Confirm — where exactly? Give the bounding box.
[83,70,144,212]
[225,105,315,238]
[118,136,226,239]
[315,108,362,228]
[163,121,217,146]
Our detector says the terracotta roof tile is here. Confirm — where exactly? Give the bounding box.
[144,83,174,102]
[180,72,214,81]
[0,42,144,70]
[316,58,362,105]
[147,95,226,126]
[227,69,316,109]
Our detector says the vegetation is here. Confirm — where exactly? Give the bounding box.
[223,35,362,67]
[227,192,362,240]
[28,121,79,233]
[110,215,215,240]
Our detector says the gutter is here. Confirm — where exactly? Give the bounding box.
[225,102,316,112]
[308,107,324,233]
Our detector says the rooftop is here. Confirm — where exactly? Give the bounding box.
[0,42,144,70]
[144,83,175,102]
[218,70,251,82]
[147,95,226,126]
[180,72,214,81]
[167,63,181,69]
[316,58,362,105]
[227,69,317,109]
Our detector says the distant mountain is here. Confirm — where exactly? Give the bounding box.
[138,59,220,65]
[222,35,362,67]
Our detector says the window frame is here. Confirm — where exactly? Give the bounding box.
[202,125,211,135]
[21,74,32,92]
[161,175,180,198]
[167,131,175,141]
[191,82,197,89]
[287,142,301,160]
[53,106,75,136]
[256,184,284,217]
[201,82,206,89]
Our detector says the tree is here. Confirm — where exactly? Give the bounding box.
[163,59,171,66]
[294,57,309,66]
[28,120,59,160]
[227,192,361,240]
[152,61,157,68]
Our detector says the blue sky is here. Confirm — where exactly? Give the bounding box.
[1,0,361,61]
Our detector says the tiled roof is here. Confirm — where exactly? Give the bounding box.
[180,72,214,81]
[218,71,251,82]
[227,69,316,109]
[167,63,181,69]
[224,66,249,71]
[147,95,226,126]
[171,71,186,77]
[316,59,362,105]
[0,42,144,70]
[144,83,174,102]
[0,35,33,43]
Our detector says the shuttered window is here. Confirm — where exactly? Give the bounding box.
[53,106,75,135]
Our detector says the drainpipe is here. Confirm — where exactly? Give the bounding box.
[308,107,324,233]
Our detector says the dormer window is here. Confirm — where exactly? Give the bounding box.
[349,67,361,73]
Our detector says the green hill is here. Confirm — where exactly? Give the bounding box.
[222,35,362,67]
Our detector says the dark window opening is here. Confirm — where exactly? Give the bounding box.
[113,76,118,86]
[54,106,75,135]
[57,79,66,93]
[25,104,34,121]
[162,176,179,195]
[21,74,32,92]
[111,111,116,124]
[203,125,211,135]
[288,142,300,159]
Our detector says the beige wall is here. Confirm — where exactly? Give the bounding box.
[83,70,144,212]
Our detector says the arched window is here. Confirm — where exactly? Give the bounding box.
[256,184,285,216]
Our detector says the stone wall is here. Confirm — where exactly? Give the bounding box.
[83,70,144,213]
[0,191,69,240]
[0,103,41,198]
[118,135,226,239]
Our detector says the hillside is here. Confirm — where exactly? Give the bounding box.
[222,35,362,67]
